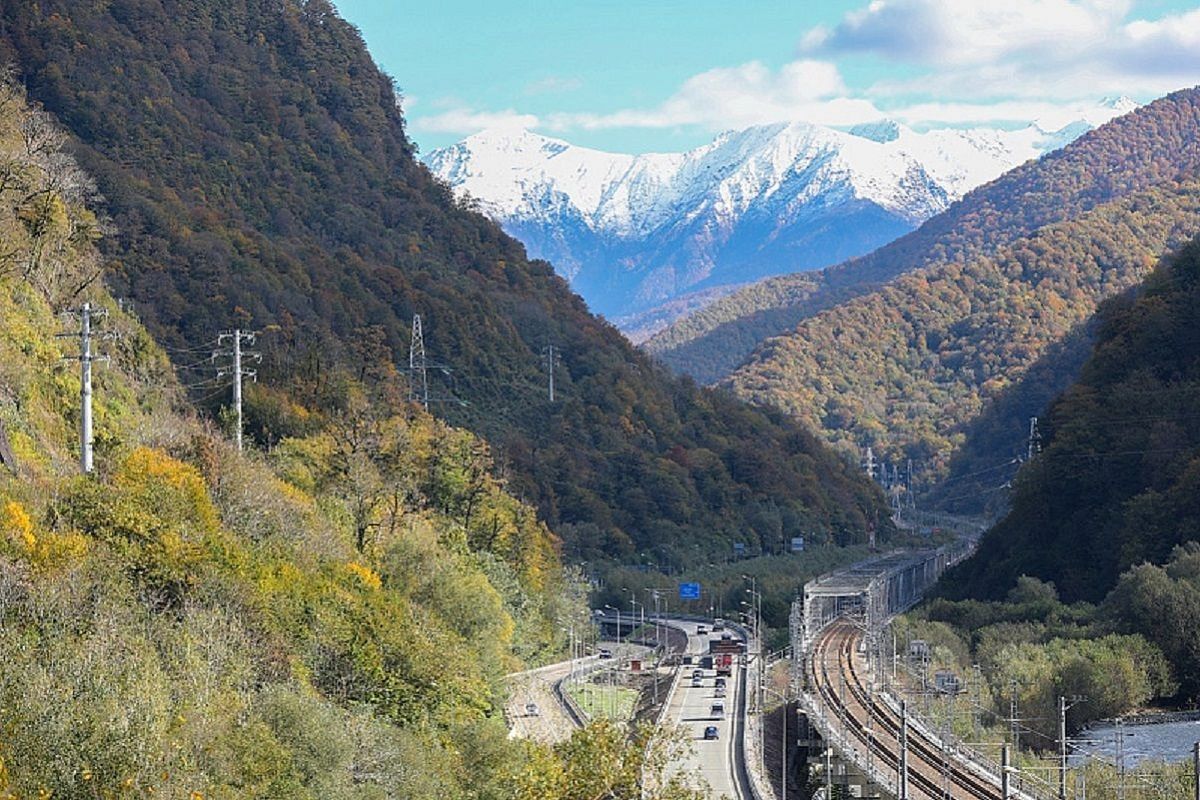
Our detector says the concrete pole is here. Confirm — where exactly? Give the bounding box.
[1193,741,1199,800]
[79,303,94,474]
[777,705,787,800]
[1059,696,1068,800]
[232,329,243,452]
[825,743,832,798]
[900,699,909,800]
[1002,743,1011,800]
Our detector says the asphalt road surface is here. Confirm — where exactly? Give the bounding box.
[663,621,748,799]
[505,640,647,744]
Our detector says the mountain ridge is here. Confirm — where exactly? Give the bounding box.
[646,89,1196,384]
[940,235,1200,604]
[0,0,892,568]
[426,104,1135,324]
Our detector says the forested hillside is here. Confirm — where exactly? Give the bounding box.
[725,180,1200,467]
[941,237,1200,604]
[0,0,890,566]
[0,75,663,799]
[647,89,1200,385]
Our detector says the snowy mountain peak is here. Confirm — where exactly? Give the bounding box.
[423,103,1138,326]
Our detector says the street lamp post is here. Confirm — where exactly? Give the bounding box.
[604,604,621,644]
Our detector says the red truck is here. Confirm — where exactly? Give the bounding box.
[714,652,733,677]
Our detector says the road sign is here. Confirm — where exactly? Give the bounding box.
[679,582,701,600]
[791,536,805,552]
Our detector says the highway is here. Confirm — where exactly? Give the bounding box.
[809,620,1015,800]
[662,620,752,800]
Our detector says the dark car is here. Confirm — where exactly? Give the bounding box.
[703,725,719,740]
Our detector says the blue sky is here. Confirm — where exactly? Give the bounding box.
[333,0,1200,154]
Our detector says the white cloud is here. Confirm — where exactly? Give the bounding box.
[805,0,1200,99]
[409,2,1200,145]
[803,0,1128,67]
[547,60,885,131]
[412,107,541,134]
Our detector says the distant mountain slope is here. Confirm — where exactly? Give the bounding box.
[0,0,891,565]
[724,179,1200,464]
[648,89,1199,383]
[940,237,1200,603]
[927,320,1097,515]
[426,113,1126,322]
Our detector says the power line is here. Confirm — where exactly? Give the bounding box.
[162,338,219,355]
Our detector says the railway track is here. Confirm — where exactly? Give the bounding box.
[809,621,1008,800]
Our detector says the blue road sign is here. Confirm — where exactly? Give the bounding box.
[679,582,701,600]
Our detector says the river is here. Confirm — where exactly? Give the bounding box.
[1070,718,1200,768]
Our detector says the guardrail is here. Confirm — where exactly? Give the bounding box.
[555,669,591,727]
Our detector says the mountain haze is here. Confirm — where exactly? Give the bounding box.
[0,0,891,566]
[427,106,1133,330]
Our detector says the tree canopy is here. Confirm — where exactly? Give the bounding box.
[0,0,890,568]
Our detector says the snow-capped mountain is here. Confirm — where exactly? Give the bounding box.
[424,99,1138,330]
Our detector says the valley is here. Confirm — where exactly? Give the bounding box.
[0,0,1199,798]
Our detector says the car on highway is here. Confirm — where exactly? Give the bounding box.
[710,702,725,719]
[713,686,726,698]
[525,703,540,717]
[598,648,613,659]
[714,677,726,689]
[691,675,703,687]
[703,725,719,740]
[696,624,707,634]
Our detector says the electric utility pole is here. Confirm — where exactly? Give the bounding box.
[1192,740,1198,800]
[1027,416,1043,461]
[1010,679,1022,753]
[862,445,877,480]
[60,302,111,474]
[542,344,559,402]
[1059,695,1085,800]
[213,330,260,452]
[409,314,428,409]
